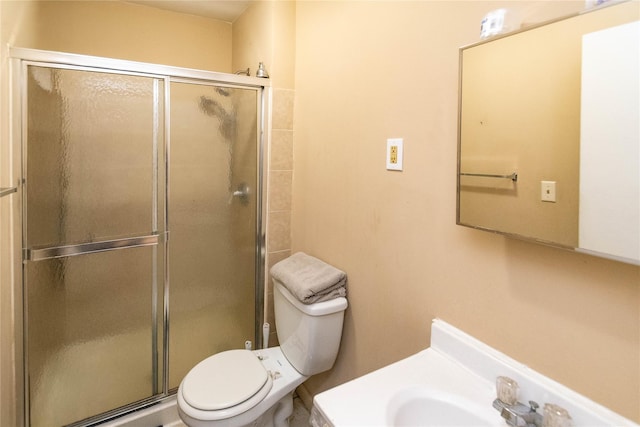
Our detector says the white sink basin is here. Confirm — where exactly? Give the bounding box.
[311,347,501,426]
[387,387,495,426]
[311,319,639,427]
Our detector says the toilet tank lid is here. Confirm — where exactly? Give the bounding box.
[277,283,348,316]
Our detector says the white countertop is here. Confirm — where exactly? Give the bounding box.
[311,319,639,427]
[313,347,502,426]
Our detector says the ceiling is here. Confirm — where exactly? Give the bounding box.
[125,1,252,23]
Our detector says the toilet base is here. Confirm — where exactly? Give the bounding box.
[178,392,295,427]
[247,392,294,427]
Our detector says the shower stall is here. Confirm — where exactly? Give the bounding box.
[8,48,268,426]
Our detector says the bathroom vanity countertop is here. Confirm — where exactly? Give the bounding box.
[312,347,502,426]
[311,319,639,427]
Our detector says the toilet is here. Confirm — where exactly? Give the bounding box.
[177,279,348,427]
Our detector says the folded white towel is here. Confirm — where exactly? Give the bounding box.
[270,252,347,304]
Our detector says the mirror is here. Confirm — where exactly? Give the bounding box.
[457,1,639,265]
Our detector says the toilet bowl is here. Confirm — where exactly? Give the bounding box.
[177,281,348,427]
[177,346,306,427]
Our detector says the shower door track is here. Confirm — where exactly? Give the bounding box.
[10,47,269,427]
[10,47,269,89]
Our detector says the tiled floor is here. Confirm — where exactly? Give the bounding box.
[290,397,311,427]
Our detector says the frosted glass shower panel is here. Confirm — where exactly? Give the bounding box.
[168,82,258,388]
[25,246,163,426]
[23,65,167,426]
[25,66,165,248]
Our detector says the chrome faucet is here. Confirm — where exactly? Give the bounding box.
[493,398,543,427]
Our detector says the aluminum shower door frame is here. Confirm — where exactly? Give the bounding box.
[9,46,270,427]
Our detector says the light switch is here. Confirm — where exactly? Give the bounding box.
[386,138,403,171]
[541,181,556,202]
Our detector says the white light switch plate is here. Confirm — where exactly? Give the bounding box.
[541,181,556,202]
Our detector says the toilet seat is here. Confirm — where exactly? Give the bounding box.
[181,349,273,419]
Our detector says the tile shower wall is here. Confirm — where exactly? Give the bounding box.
[266,88,295,346]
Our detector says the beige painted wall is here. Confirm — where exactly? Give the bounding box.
[293,1,639,422]
[1,0,232,71]
[233,0,295,89]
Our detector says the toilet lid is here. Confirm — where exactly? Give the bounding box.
[182,349,270,411]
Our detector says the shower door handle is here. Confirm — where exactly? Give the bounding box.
[230,182,250,205]
[24,232,167,261]
[0,187,17,198]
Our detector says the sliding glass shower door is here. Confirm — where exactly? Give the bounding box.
[23,65,167,426]
[168,81,258,389]
[19,57,264,427]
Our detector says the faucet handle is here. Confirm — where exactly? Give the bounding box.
[542,403,573,427]
[529,401,540,412]
[496,376,519,404]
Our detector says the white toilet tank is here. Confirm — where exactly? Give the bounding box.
[273,279,348,376]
